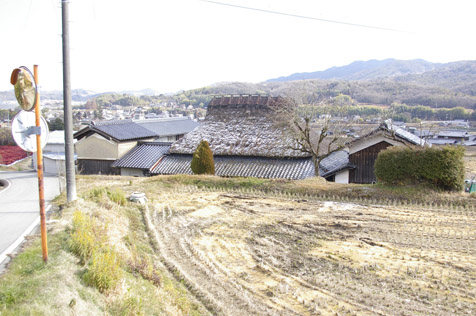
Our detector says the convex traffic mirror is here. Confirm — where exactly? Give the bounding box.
[10,66,37,111]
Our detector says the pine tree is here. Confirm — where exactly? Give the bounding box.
[191,140,215,175]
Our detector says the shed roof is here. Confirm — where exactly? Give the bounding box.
[111,142,171,169]
[169,95,309,158]
[150,154,315,180]
[318,150,354,178]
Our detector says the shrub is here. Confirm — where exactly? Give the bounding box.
[191,140,215,175]
[375,145,465,191]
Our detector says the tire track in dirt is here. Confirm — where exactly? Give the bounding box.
[144,202,297,316]
[141,189,476,316]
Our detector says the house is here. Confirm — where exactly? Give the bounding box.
[430,130,470,145]
[148,95,315,179]
[323,120,426,184]
[111,142,171,176]
[112,97,425,183]
[73,117,199,174]
[33,130,77,175]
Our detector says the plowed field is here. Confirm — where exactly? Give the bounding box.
[142,189,476,316]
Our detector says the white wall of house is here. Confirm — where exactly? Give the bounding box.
[43,156,59,174]
[76,134,158,160]
[120,167,144,177]
[155,135,178,142]
[76,134,121,159]
[43,143,64,153]
[118,141,140,158]
[335,170,349,184]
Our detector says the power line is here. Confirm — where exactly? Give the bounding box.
[199,0,408,33]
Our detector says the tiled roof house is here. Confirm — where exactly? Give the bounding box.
[73,117,198,174]
[111,142,171,177]
[323,120,426,184]
[150,95,315,179]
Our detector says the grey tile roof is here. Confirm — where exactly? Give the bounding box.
[135,117,199,136]
[383,120,426,146]
[437,130,469,138]
[348,119,426,147]
[427,139,458,145]
[170,95,310,158]
[93,120,157,141]
[412,130,434,138]
[150,154,315,180]
[318,150,354,177]
[111,142,171,169]
[74,117,199,142]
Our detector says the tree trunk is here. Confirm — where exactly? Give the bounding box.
[312,156,320,177]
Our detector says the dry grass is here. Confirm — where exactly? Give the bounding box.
[464,146,476,179]
[0,180,210,316]
[0,157,33,172]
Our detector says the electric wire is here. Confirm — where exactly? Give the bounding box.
[199,0,408,33]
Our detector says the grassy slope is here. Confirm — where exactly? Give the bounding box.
[0,176,211,316]
[0,172,474,315]
[0,157,33,172]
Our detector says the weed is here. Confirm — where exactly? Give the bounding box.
[86,187,127,206]
[107,188,127,206]
[88,187,107,199]
[83,249,122,293]
[112,295,144,316]
[69,210,96,264]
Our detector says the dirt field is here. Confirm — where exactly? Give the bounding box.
[141,187,476,316]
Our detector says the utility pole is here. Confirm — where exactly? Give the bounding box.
[62,0,77,202]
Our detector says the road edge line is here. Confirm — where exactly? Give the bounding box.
[0,204,52,266]
[0,178,12,195]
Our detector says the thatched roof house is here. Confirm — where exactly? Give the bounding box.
[152,95,314,179]
[169,95,307,158]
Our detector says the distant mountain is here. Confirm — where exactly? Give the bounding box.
[267,59,441,82]
[395,60,476,96]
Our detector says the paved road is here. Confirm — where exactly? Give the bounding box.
[0,171,60,262]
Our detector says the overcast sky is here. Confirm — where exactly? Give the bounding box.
[1,0,475,93]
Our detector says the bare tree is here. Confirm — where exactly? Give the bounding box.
[270,96,350,176]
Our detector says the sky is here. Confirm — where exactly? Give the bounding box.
[1,0,475,94]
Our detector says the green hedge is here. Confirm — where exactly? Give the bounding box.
[191,140,215,175]
[375,145,465,191]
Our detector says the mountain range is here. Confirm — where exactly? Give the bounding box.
[2,59,476,109]
[266,59,476,95]
[267,59,442,82]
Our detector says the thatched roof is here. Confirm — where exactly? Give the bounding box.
[169,95,310,158]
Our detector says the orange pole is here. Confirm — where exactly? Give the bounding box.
[34,65,48,263]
